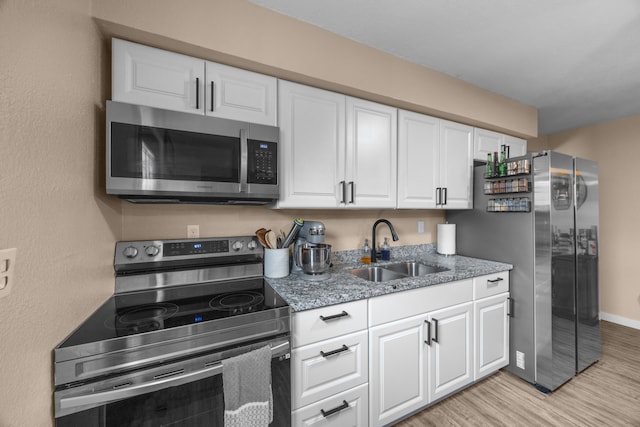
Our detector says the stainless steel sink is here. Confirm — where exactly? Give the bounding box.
[382,262,449,277]
[347,266,407,282]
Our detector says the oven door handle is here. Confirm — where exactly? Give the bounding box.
[60,363,224,411]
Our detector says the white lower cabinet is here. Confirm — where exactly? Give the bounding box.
[292,383,369,426]
[369,314,428,426]
[428,302,474,402]
[473,271,510,380]
[291,300,369,426]
[292,273,509,426]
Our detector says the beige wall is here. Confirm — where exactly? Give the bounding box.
[0,0,120,425]
[545,116,640,324]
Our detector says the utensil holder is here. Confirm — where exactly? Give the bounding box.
[264,248,290,278]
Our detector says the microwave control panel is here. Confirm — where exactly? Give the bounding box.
[247,139,277,184]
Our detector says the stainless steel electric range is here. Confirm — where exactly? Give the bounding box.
[53,236,291,426]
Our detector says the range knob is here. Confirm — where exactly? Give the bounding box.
[231,240,244,252]
[247,240,258,250]
[145,245,160,257]
[123,246,138,259]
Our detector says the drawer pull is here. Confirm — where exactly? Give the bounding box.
[320,344,349,358]
[319,310,349,322]
[487,277,504,287]
[320,400,349,418]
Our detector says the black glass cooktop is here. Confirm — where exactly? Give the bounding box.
[60,279,287,348]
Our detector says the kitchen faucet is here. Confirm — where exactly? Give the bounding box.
[371,219,399,263]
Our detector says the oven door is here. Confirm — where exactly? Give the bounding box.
[55,337,290,427]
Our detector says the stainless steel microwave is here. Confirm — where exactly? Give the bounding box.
[106,101,279,204]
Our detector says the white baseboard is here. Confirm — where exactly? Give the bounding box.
[601,312,640,330]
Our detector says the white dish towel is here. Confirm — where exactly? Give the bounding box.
[222,345,273,427]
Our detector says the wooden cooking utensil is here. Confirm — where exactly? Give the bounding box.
[255,228,268,247]
[265,230,278,249]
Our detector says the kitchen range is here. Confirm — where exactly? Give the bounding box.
[53,236,291,426]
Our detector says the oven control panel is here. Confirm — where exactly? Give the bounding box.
[114,236,262,267]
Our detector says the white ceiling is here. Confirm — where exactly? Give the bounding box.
[249,0,640,135]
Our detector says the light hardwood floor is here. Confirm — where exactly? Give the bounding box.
[395,321,640,426]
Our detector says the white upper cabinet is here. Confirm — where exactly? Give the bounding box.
[277,81,396,209]
[112,38,203,114]
[111,39,277,125]
[345,97,397,209]
[205,61,277,125]
[439,120,474,209]
[277,81,345,208]
[398,113,472,209]
[397,110,440,209]
[398,112,472,210]
[474,128,527,161]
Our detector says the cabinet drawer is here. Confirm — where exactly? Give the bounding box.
[368,279,472,327]
[292,383,368,427]
[292,330,368,409]
[293,300,367,347]
[473,271,509,299]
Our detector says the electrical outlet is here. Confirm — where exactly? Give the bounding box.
[417,220,425,234]
[187,225,200,239]
[0,248,17,299]
[516,351,525,369]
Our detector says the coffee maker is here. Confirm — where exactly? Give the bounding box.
[292,221,332,280]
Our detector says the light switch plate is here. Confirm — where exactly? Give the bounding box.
[0,248,17,299]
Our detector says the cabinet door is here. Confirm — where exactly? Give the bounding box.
[112,38,204,114]
[397,110,440,209]
[205,61,276,125]
[504,135,527,157]
[439,120,473,209]
[474,293,510,380]
[474,128,504,161]
[369,314,428,427]
[474,128,527,161]
[428,302,473,401]
[277,81,345,208]
[346,97,397,208]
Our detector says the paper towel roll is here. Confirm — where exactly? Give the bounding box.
[437,223,456,255]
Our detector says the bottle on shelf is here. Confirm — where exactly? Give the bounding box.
[381,237,391,261]
[486,153,493,177]
[498,150,507,176]
[361,239,372,264]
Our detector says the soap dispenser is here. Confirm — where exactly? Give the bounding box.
[381,237,391,261]
[361,239,372,264]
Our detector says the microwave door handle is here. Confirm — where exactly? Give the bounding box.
[239,128,248,192]
[59,363,223,412]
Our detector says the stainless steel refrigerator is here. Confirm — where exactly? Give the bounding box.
[448,151,600,392]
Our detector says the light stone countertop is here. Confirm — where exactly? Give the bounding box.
[265,244,512,312]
